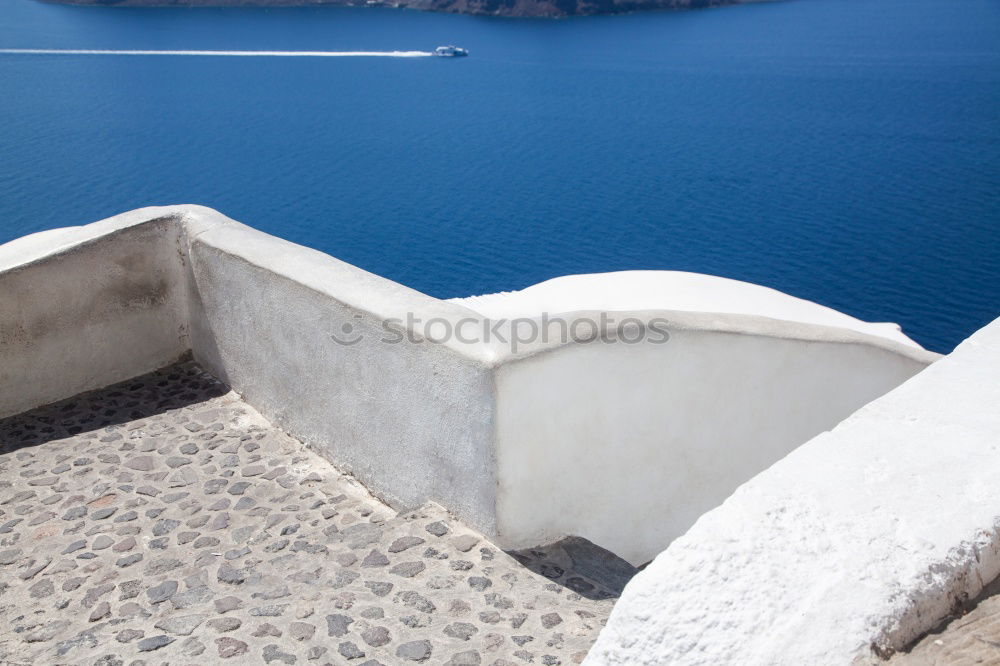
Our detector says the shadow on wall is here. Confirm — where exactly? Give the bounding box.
[0,356,227,456]
[508,536,640,600]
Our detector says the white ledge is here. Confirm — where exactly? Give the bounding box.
[453,270,922,350]
[585,316,1000,665]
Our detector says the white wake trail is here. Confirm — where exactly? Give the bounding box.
[0,49,434,58]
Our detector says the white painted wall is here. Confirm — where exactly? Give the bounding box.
[585,317,1000,666]
[184,221,500,532]
[0,209,192,418]
[492,314,934,565]
[0,206,940,568]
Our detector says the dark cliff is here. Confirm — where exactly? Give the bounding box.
[40,0,761,19]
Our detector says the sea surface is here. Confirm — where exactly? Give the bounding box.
[0,0,998,352]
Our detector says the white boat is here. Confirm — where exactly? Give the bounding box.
[434,45,469,57]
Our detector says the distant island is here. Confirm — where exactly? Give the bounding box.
[40,0,762,19]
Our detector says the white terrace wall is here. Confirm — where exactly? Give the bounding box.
[184,221,501,534]
[0,210,191,418]
[585,317,1000,666]
[494,316,932,565]
[0,206,939,565]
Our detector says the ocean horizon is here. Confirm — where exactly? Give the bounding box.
[1,0,998,352]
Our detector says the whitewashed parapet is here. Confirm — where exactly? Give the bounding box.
[0,206,939,565]
[492,316,935,565]
[0,208,193,418]
[184,220,501,535]
[585,317,1000,665]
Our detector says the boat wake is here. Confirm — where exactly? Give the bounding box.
[0,49,434,58]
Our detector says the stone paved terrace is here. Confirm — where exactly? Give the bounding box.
[0,360,636,666]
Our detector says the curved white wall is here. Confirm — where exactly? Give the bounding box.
[493,314,932,565]
[452,270,921,349]
[585,317,1000,665]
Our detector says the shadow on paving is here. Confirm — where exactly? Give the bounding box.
[508,537,639,600]
[0,356,228,455]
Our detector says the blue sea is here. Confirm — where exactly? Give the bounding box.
[0,0,998,352]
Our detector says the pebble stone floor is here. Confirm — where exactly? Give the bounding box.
[0,360,636,666]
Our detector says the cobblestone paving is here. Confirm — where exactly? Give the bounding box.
[0,361,634,666]
[890,580,1000,666]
